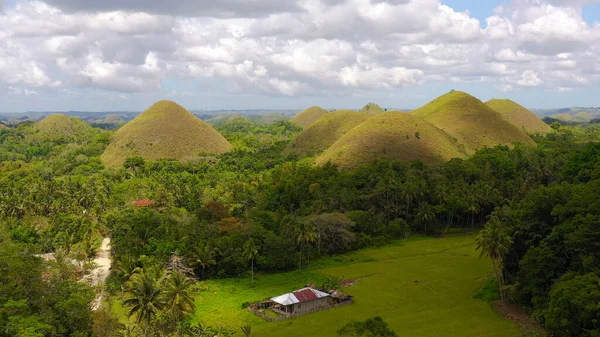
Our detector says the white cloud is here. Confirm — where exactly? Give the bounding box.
[0,0,599,105]
[517,70,543,87]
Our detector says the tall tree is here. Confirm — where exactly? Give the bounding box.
[123,271,166,337]
[296,222,317,270]
[475,219,512,301]
[191,243,216,279]
[242,238,259,282]
[163,271,196,335]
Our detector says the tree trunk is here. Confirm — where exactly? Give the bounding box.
[298,243,302,271]
[492,258,504,303]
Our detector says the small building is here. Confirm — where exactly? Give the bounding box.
[270,287,330,316]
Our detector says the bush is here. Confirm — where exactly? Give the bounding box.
[473,277,500,302]
[337,316,398,337]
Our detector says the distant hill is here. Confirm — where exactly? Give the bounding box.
[285,110,370,157]
[290,106,328,128]
[316,112,467,169]
[533,107,600,119]
[101,114,124,125]
[485,99,551,134]
[101,100,232,168]
[573,111,595,121]
[410,91,535,154]
[359,103,385,115]
[36,114,91,137]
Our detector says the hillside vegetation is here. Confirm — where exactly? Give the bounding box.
[359,102,385,115]
[101,100,232,168]
[485,99,551,134]
[410,91,535,154]
[36,114,91,137]
[316,112,467,169]
[285,110,370,157]
[290,106,328,128]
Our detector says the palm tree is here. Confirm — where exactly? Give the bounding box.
[123,271,166,336]
[163,271,196,335]
[191,243,216,279]
[296,222,317,270]
[416,202,436,235]
[241,325,252,337]
[475,219,513,301]
[467,197,480,231]
[242,239,259,282]
[115,255,142,285]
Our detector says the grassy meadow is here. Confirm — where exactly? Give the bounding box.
[189,235,520,337]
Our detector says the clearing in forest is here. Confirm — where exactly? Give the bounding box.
[190,235,520,337]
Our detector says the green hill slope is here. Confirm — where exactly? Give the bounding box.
[290,106,328,129]
[410,91,535,154]
[316,112,466,169]
[485,99,551,134]
[285,110,370,157]
[573,111,594,122]
[101,100,232,168]
[36,114,91,137]
[359,103,385,115]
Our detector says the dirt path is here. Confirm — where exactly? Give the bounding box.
[89,237,111,310]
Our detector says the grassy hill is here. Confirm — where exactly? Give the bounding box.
[290,106,328,129]
[485,99,551,134]
[285,110,371,157]
[316,112,466,169]
[35,114,91,137]
[101,100,232,168]
[552,113,574,122]
[573,111,595,122]
[359,102,385,115]
[410,91,535,154]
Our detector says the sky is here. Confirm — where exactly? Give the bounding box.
[1,0,600,112]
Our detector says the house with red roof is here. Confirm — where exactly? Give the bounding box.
[270,286,331,316]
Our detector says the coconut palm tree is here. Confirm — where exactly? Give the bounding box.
[163,271,196,335]
[416,202,436,235]
[191,243,216,279]
[296,222,317,270]
[242,238,259,282]
[123,271,166,336]
[475,219,512,301]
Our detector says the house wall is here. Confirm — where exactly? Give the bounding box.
[292,297,330,315]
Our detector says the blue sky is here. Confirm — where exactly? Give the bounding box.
[1,0,599,112]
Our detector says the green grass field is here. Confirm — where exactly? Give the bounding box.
[190,235,520,337]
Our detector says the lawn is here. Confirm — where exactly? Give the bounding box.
[190,235,520,337]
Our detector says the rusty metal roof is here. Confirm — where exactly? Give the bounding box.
[293,288,318,302]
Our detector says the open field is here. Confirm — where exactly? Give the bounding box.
[190,235,520,337]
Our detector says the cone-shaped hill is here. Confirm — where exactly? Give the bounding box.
[290,106,328,128]
[485,99,551,134]
[285,110,371,157]
[36,114,91,137]
[316,112,467,169]
[101,100,232,168]
[359,102,385,115]
[410,91,535,154]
